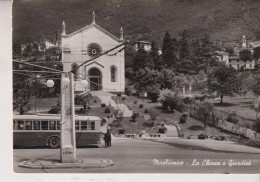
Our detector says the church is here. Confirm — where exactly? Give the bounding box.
[61,11,125,94]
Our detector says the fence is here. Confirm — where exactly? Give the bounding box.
[189,104,259,141]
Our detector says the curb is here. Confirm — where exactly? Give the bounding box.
[146,138,260,154]
[18,158,114,169]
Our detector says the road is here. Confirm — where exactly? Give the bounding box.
[13,138,260,173]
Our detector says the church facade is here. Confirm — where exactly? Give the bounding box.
[61,12,125,93]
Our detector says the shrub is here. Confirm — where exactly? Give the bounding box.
[144,108,149,113]
[182,97,194,105]
[101,103,106,108]
[104,107,111,113]
[176,101,187,113]
[148,91,160,103]
[147,86,160,103]
[125,85,135,96]
[196,102,213,128]
[118,128,125,134]
[159,126,167,134]
[158,89,185,112]
[179,113,188,123]
[179,116,187,123]
[252,119,260,133]
[139,104,143,108]
[226,113,239,124]
[131,113,139,122]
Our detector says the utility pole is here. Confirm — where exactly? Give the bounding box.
[60,72,76,163]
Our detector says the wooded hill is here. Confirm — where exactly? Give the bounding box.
[13,0,260,44]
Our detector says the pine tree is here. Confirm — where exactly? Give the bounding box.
[133,45,148,71]
[149,41,161,70]
[162,32,176,68]
[179,30,191,59]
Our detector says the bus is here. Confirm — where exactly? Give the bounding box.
[13,114,101,148]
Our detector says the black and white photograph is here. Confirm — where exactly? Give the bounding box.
[6,0,260,176]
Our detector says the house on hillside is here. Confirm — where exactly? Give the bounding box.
[215,51,229,66]
[228,35,255,71]
[228,55,254,71]
[134,41,152,52]
[61,11,125,94]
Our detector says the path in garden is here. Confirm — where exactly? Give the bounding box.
[91,91,133,117]
[164,125,179,137]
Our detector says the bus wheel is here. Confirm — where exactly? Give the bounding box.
[48,137,60,148]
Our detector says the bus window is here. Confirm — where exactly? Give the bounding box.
[41,121,48,130]
[25,121,32,130]
[33,121,40,130]
[49,121,56,130]
[90,121,95,130]
[75,120,79,130]
[81,121,87,130]
[17,120,24,130]
[57,121,60,130]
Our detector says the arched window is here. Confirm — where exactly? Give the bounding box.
[111,66,117,82]
[71,63,78,80]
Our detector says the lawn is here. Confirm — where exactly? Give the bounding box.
[206,95,257,120]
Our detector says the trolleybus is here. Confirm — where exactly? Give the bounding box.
[13,114,101,148]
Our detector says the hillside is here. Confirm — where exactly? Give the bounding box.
[13,0,260,44]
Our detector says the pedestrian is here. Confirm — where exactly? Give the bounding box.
[107,130,112,147]
[104,131,110,148]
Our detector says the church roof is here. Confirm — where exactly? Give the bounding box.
[65,23,123,43]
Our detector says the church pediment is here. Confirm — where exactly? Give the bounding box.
[65,23,122,43]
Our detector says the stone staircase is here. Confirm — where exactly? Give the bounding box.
[164,125,179,137]
[91,91,133,117]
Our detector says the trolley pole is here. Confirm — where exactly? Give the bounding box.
[60,72,76,163]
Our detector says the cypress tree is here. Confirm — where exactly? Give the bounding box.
[162,32,176,68]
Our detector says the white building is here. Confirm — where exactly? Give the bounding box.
[134,41,152,52]
[215,51,229,66]
[45,40,57,49]
[228,55,255,71]
[61,11,125,93]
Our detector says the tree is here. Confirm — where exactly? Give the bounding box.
[251,75,260,96]
[162,32,177,68]
[253,46,260,70]
[134,68,176,93]
[149,41,162,70]
[75,94,94,114]
[33,41,40,50]
[179,30,191,60]
[12,42,21,57]
[133,45,150,71]
[197,102,213,129]
[206,65,241,104]
[225,47,234,55]
[239,49,252,70]
[13,62,33,114]
[134,68,160,93]
[158,68,176,89]
[253,46,260,60]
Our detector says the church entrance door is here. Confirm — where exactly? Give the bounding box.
[88,68,102,91]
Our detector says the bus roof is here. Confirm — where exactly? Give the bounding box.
[13,114,101,121]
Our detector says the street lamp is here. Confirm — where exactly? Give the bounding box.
[46,79,55,88]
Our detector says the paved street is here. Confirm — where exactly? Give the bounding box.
[13,138,260,173]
